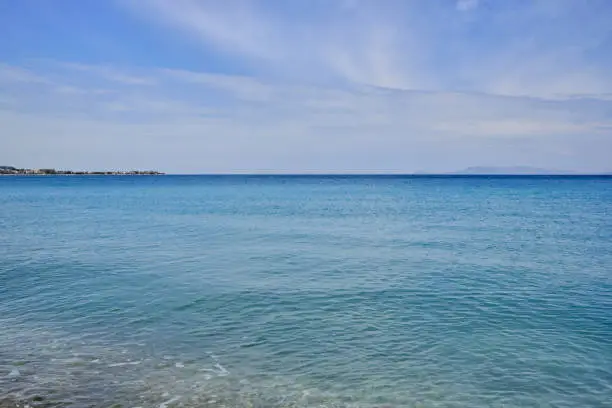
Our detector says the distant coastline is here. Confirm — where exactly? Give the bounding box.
[2,165,610,177]
[0,166,164,175]
[451,166,572,175]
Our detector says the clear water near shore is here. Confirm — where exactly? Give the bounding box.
[1,175,611,407]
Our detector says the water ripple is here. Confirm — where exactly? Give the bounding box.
[1,175,611,407]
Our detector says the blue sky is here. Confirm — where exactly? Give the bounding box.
[1,0,611,173]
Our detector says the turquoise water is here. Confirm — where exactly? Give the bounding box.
[1,175,611,407]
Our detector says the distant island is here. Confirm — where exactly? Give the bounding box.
[0,166,164,175]
[453,166,573,175]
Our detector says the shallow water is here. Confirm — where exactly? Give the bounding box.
[1,175,611,407]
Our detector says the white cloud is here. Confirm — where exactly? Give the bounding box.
[159,68,273,102]
[121,0,612,99]
[129,0,280,61]
[122,0,431,90]
[3,1,612,172]
[59,62,157,85]
[456,0,479,12]
[0,64,50,84]
[1,61,611,172]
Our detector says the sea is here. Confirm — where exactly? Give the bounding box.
[1,175,611,408]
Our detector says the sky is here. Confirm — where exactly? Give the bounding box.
[1,0,611,173]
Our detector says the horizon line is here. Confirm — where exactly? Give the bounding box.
[161,172,612,176]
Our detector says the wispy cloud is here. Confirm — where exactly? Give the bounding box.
[159,68,273,102]
[59,62,157,85]
[129,0,281,61]
[122,0,432,90]
[0,64,50,85]
[456,0,479,12]
[1,1,611,172]
[2,60,611,172]
[123,0,612,98]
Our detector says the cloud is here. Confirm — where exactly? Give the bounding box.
[2,1,611,172]
[0,64,50,85]
[1,61,611,172]
[128,0,280,61]
[159,68,273,102]
[122,0,431,90]
[122,0,612,98]
[53,86,114,96]
[456,0,479,12]
[58,62,157,85]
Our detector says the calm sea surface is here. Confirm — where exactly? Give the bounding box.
[1,175,611,407]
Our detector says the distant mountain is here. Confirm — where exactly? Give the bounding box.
[454,166,572,175]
